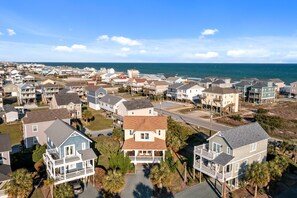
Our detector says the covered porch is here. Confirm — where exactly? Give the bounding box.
[123,149,165,164]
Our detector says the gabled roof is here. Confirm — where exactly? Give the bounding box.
[3,104,17,113]
[269,78,284,83]
[168,83,183,89]
[123,116,167,131]
[0,134,11,152]
[151,80,169,86]
[212,79,226,84]
[122,99,154,110]
[203,87,239,94]
[178,84,202,90]
[45,119,90,147]
[252,81,274,88]
[20,83,34,89]
[235,81,253,87]
[100,95,123,105]
[41,83,60,88]
[85,86,103,92]
[23,108,70,124]
[200,78,213,83]
[219,122,270,149]
[54,93,81,106]
[133,78,146,83]
[45,119,75,147]
[65,82,83,87]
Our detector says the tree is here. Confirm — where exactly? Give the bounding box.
[112,127,124,143]
[95,136,120,155]
[5,169,33,198]
[82,110,93,124]
[54,183,74,198]
[245,162,270,198]
[32,144,46,163]
[109,152,133,174]
[165,151,177,173]
[150,161,172,188]
[44,178,55,198]
[268,155,288,181]
[103,170,125,194]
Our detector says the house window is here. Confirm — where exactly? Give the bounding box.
[149,109,152,114]
[82,142,86,150]
[141,133,149,140]
[132,112,134,115]
[32,125,38,132]
[250,143,257,152]
[158,130,161,135]
[212,142,221,153]
[129,130,133,135]
[227,147,231,155]
[64,145,75,157]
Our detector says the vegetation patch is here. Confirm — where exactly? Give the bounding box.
[0,122,22,145]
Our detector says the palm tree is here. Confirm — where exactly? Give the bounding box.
[82,110,93,125]
[5,168,33,198]
[54,183,74,198]
[245,162,270,198]
[150,161,172,188]
[103,170,125,194]
[44,178,55,198]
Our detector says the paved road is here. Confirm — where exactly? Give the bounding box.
[155,108,231,132]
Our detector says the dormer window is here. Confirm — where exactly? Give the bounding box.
[130,130,133,135]
[158,130,161,135]
[141,133,149,140]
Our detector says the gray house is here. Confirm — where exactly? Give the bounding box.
[2,104,18,123]
[86,86,107,110]
[193,122,270,190]
[99,95,125,115]
[43,119,96,185]
[0,134,12,197]
[248,81,276,104]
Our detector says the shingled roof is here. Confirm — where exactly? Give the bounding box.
[123,116,167,131]
[0,164,12,182]
[122,99,153,110]
[203,87,239,94]
[213,153,234,166]
[23,109,70,124]
[100,95,123,105]
[3,104,17,113]
[122,137,167,150]
[54,93,81,105]
[218,122,270,149]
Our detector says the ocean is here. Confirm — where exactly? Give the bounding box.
[35,63,297,84]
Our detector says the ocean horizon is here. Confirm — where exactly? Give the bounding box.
[25,62,297,84]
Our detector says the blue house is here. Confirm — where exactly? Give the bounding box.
[85,86,107,110]
[43,119,96,185]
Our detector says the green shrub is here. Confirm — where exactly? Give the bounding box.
[230,115,242,121]
[32,145,46,163]
[257,108,269,114]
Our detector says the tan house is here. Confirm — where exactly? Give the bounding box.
[50,93,82,118]
[122,116,167,164]
[128,78,146,94]
[22,109,71,148]
[65,82,85,97]
[41,83,61,104]
[290,81,297,97]
[143,80,169,96]
[117,99,156,118]
[193,122,270,190]
[202,87,240,114]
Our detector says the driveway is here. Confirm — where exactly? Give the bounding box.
[121,165,154,198]
[77,184,99,198]
[175,180,223,198]
[153,101,187,109]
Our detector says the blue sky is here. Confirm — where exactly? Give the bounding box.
[1,0,297,62]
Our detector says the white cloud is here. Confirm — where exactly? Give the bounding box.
[193,51,219,59]
[111,36,141,46]
[139,49,147,54]
[0,32,3,36]
[121,47,130,52]
[226,49,269,58]
[201,29,218,36]
[71,44,87,50]
[97,35,109,41]
[7,29,16,36]
[53,44,87,52]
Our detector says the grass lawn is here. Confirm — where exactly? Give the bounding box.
[84,108,113,131]
[0,122,22,145]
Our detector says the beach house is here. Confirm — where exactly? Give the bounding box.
[248,81,276,104]
[43,119,96,185]
[122,116,167,164]
[99,95,125,116]
[193,122,269,189]
[85,86,107,110]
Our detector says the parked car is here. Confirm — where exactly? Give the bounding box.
[70,180,83,195]
[107,132,112,137]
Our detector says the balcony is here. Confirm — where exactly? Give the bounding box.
[129,156,163,163]
[193,159,232,182]
[44,149,82,167]
[194,144,220,160]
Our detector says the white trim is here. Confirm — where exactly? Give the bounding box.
[58,131,92,147]
[32,125,38,132]
[64,144,75,157]
[81,142,86,150]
